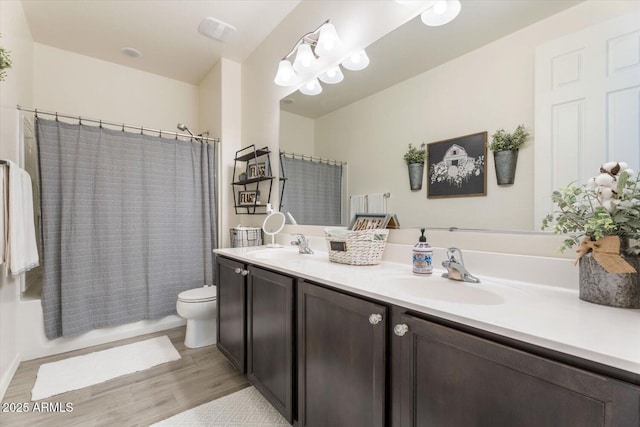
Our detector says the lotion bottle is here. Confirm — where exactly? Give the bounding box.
[412,228,433,275]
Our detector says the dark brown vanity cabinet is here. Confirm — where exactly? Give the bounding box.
[247,266,295,423]
[391,308,640,427]
[297,281,388,427]
[216,254,640,427]
[216,256,247,373]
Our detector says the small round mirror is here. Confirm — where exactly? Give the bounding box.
[262,211,286,247]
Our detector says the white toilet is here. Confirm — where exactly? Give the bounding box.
[176,286,217,349]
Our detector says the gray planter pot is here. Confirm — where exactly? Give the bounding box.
[407,163,424,191]
[579,252,640,308]
[493,150,518,186]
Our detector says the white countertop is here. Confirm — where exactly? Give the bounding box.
[215,245,640,378]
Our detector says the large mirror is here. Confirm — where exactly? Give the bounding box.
[279,0,593,230]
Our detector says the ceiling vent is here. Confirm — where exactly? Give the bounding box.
[198,17,236,43]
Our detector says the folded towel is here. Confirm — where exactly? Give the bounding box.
[366,193,386,214]
[0,165,7,266]
[2,161,39,276]
[349,195,366,222]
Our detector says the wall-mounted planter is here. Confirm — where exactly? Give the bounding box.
[493,150,518,186]
[408,163,424,191]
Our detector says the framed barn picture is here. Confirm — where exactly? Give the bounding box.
[427,132,487,198]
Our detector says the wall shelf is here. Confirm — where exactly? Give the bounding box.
[232,145,274,215]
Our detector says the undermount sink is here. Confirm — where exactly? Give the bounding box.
[384,275,504,306]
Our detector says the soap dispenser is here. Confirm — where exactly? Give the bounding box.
[413,228,433,275]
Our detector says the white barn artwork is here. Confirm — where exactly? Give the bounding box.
[443,144,473,166]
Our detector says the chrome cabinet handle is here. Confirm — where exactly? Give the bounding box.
[241,269,249,276]
[394,324,409,337]
[234,268,242,274]
[369,314,383,325]
[234,267,249,276]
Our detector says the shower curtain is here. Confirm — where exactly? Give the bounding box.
[280,156,342,225]
[36,118,217,339]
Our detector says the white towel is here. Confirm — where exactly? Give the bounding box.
[2,161,39,276]
[0,165,7,265]
[350,195,367,222]
[367,193,386,214]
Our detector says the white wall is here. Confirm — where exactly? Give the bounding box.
[279,110,314,154]
[0,0,34,401]
[33,43,199,132]
[199,60,222,139]
[219,58,242,248]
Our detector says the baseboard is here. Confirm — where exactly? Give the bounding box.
[0,352,21,402]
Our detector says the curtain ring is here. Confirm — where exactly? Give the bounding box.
[35,108,39,119]
[99,120,103,129]
[159,130,162,138]
[122,123,125,132]
[78,116,82,125]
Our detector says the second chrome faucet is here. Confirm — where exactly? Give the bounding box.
[291,234,314,254]
[441,247,480,283]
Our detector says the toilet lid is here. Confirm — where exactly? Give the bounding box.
[178,286,216,302]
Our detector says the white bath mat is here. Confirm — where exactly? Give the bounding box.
[31,335,180,401]
[152,386,289,426]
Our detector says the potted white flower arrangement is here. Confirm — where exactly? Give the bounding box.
[404,143,426,191]
[489,124,529,185]
[542,161,640,308]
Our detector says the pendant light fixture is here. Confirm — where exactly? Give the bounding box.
[299,78,323,96]
[319,65,344,84]
[315,22,341,57]
[421,0,462,27]
[341,50,370,71]
[274,59,297,86]
[274,19,369,96]
[292,43,319,72]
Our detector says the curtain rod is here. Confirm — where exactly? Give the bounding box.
[16,105,220,144]
[280,150,346,166]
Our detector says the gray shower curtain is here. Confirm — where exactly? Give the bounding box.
[36,118,217,339]
[280,156,342,225]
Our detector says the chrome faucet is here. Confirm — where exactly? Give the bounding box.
[291,234,314,254]
[441,247,480,283]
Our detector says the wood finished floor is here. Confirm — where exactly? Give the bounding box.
[1,327,249,427]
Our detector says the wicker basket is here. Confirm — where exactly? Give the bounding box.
[230,227,262,248]
[324,228,389,265]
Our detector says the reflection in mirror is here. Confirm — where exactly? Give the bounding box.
[279,152,345,226]
[279,0,590,230]
[262,211,286,247]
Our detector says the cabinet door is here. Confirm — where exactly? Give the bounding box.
[247,266,295,423]
[392,309,640,427]
[216,256,246,373]
[298,281,387,427]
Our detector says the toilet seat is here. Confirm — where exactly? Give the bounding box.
[178,286,216,303]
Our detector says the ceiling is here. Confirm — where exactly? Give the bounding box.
[20,0,301,84]
[281,0,583,119]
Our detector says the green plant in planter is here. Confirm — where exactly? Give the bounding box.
[403,143,426,164]
[542,161,640,255]
[489,124,529,152]
[0,35,12,82]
